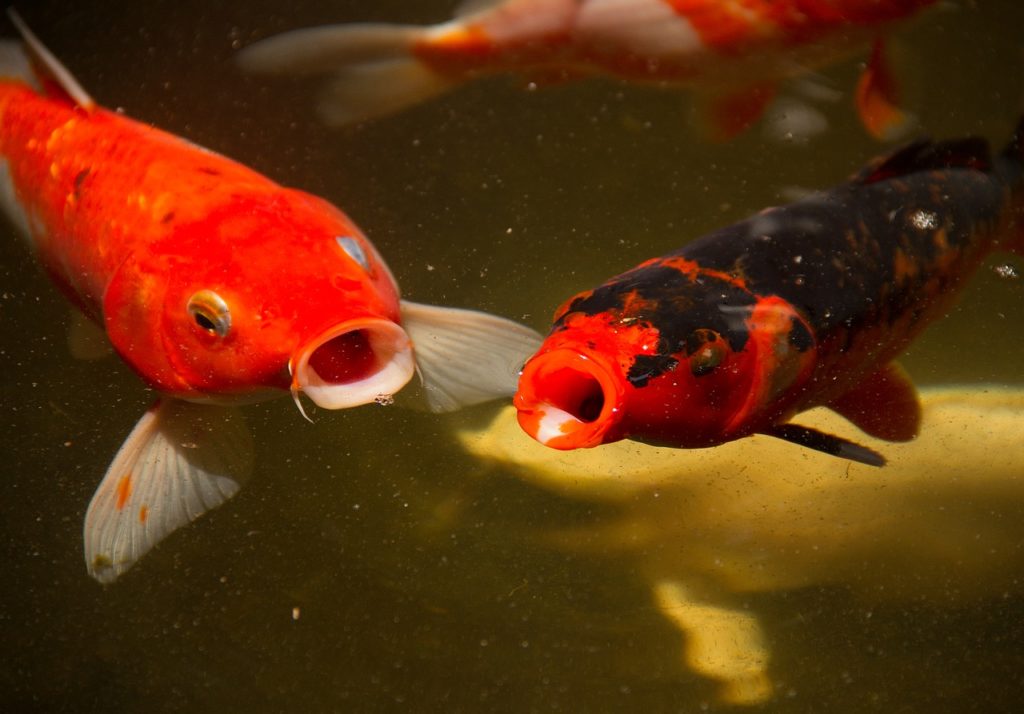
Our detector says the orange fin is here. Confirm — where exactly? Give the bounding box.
[855,39,908,141]
[828,362,921,442]
[695,83,777,142]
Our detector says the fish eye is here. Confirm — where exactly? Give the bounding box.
[336,235,370,271]
[685,329,726,377]
[187,290,231,338]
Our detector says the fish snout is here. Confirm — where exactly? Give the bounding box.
[292,319,415,409]
[514,347,625,450]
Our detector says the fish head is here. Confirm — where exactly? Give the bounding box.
[514,262,817,450]
[103,190,416,408]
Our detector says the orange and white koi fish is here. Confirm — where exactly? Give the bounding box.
[0,13,540,583]
[237,0,936,139]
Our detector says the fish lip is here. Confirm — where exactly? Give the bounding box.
[514,346,625,449]
[291,318,414,409]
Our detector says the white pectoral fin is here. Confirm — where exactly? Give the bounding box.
[400,300,543,413]
[84,399,254,584]
[235,23,421,76]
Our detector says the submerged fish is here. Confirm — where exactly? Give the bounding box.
[236,0,936,139]
[0,14,540,583]
[514,119,1024,466]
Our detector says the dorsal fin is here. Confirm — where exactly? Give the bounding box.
[7,8,94,110]
[854,136,992,185]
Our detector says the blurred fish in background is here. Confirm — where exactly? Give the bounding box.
[237,0,937,140]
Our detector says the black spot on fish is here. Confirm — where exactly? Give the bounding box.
[627,355,678,388]
[556,265,754,352]
[161,211,176,224]
[553,263,756,385]
[73,168,90,199]
[788,316,814,352]
[198,167,222,176]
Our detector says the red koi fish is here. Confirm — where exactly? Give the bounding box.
[514,120,1024,466]
[236,0,936,139]
[0,15,540,583]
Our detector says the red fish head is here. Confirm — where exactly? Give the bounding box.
[515,265,817,450]
[513,314,631,449]
[514,311,758,449]
[103,190,415,408]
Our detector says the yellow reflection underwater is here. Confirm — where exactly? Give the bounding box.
[458,386,1024,705]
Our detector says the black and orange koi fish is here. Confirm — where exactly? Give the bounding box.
[515,120,1024,466]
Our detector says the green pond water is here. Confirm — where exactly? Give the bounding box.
[3,1,1024,711]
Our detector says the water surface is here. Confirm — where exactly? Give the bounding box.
[3,1,1024,711]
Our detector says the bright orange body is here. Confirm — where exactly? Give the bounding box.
[0,79,404,401]
[1,19,546,584]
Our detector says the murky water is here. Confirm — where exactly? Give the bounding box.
[3,1,1024,711]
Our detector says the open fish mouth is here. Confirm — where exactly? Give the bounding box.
[292,319,415,409]
[514,347,624,449]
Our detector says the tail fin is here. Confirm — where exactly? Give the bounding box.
[316,60,455,126]
[236,23,422,75]
[237,23,456,126]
